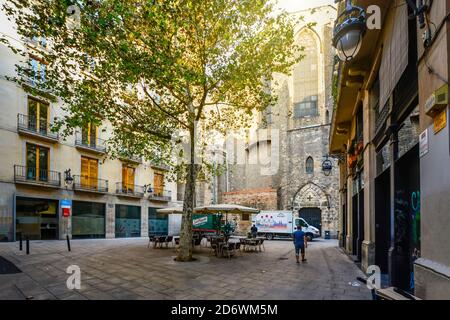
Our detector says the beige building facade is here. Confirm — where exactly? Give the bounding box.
[0,7,179,242]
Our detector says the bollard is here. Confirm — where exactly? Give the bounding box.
[66,235,71,252]
[26,236,30,255]
[19,233,22,251]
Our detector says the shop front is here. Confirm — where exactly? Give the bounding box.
[72,201,105,239]
[392,112,421,291]
[148,207,168,236]
[15,196,59,240]
[115,204,141,238]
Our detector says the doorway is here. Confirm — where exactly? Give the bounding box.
[299,207,322,235]
[375,169,391,274]
[357,189,365,262]
[352,194,358,255]
[394,144,420,291]
[15,197,59,240]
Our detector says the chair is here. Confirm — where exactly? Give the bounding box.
[222,242,236,259]
[148,235,155,248]
[234,242,242,256]
[239,238,246,252]
[247,239,257,252]
[156,235,165,248]
[210,238,219,256]
[165,236,173,248]
[258,238,265,252]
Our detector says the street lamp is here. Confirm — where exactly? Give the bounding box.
[332,0,366,62]
[64,169,73,187]
[143,184,153,193]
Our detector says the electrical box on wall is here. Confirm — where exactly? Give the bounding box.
[425,84,448,117]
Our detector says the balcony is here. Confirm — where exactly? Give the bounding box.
[115,182,145,198]
[119,153,142,165]
[73,175,108,194]
[17,114,59,143]
[148,188,172,202]
[150,162,170,171]
[75,133,107,154]
[14,165,61,188]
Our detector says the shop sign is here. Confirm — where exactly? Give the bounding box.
[433,108,447,134]
[419,129,429,158]
[61,199,72,217]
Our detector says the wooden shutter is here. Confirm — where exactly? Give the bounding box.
[154,172,164,195]
[81,156,89,187]
[379,4,408,110]
[89,158,98,189]
[122,166,128,187]
[122,166,135,192]
[128,167,135,191]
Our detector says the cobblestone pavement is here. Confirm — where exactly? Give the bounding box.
[0,238,372,300]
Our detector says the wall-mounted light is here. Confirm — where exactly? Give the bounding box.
[143,184,153,193]
[332,0,366,62]
[64,169,73,186]
[322,155,333,176]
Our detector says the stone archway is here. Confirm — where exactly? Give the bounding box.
[291,182,331,237]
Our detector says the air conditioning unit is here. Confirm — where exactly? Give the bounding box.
[425,84,448,117]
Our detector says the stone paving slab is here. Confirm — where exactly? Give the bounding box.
[0,238,372,300]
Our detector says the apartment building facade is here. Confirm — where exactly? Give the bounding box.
[0,7,179,242]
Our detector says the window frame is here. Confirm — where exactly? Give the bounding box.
[305,156,314,174]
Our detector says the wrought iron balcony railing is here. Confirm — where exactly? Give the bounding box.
[14,165,61,187]
[73,175,108,193]
[17,114,59,141]
[115,182,145,198]
[148,188,172,202]
[75,132,107,154]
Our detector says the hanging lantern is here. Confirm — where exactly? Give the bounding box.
[322,156,333,176]
[332,0,366,62]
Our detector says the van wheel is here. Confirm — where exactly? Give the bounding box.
[266,233,274,240]
[306,234,313,241]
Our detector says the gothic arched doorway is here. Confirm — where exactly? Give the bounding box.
[299,207,322,235]
[292,182,331,238]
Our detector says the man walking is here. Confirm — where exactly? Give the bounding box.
[293,225,308,263]
[251,224,258,238]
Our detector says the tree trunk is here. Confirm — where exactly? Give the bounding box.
[176,128,197,262]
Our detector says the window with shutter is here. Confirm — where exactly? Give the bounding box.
[122,165,135,193]
[81,157,89,187]
[89,158,98,189]
[81,156,98,188]
[154,172,164,196]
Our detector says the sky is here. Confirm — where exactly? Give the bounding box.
[275,0,336,12]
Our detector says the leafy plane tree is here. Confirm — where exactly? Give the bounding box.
[3,0,301,261]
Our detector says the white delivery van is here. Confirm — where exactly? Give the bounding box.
[252,210,320,240]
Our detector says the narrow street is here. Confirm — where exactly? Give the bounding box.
[0,239,371,300]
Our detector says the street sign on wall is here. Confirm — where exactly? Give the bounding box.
[61,199,72,217]
[419,129,429,158]
[433,108,447,134]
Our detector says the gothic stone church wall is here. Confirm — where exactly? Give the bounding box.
[221,5,340,237]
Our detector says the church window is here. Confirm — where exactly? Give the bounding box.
[306,156,314,174]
